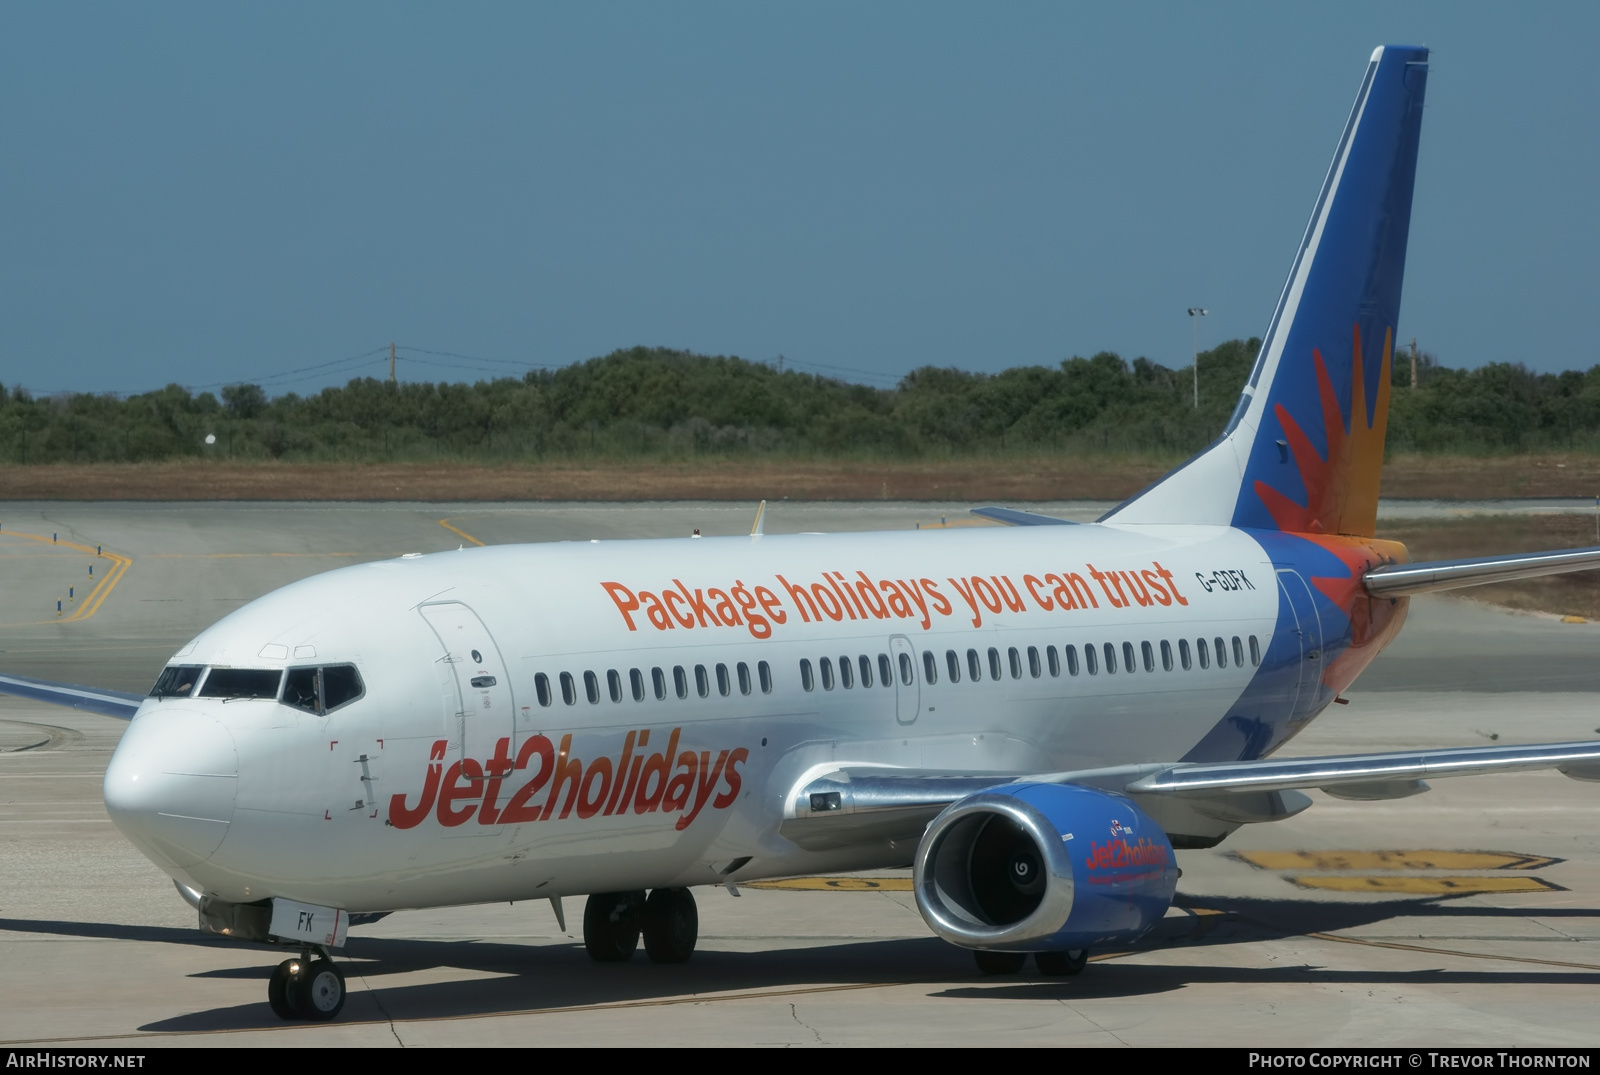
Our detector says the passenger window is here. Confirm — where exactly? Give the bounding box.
[1122,642,1136,673]
[1180,639,1193,670]
[716,663,731,697]
[859,655,873,688]
[820,657,835,691]
[584,671,600,704]
[758,660,773,693]
[987,648,1002,680]
[737,662,752,696]
[1008,647,1022,680]
[1027,646,1041,678]
[899,652,914,686]
[695,665,711,698]
[1046,645,1060,677]
[1249,636,1262,666]
[1064,644,1079,676]
[200,668,282,700]
[652,667,667,701]
[922,650,938,684]
[607,669,623,703]
[838,656,853,689]
[535,672,552,707]
[1160,640,1173,672]
[1215,637,1228,669]
[1197,638,1210,670]
[800,658,814,692]
[1141,641,1154,673]
[1233,636,1245,667]
[150,664,204,699]
[630,668,645,702]
[1104,642,1117,674]
[674,665,689,699]
[878,654,892,686]
[283,667,319,713]
[560,671,577,705]
[1084,643,1098,675]
[946,649,961,683]
[967,648,982,681]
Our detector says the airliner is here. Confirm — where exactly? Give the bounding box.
[5,45,1600,1023]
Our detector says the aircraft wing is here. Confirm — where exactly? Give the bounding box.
[0,672,142,720]
[783,740,1600,849]
[968,507,1079,526]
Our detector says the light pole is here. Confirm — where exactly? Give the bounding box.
[1187,307,1208,408]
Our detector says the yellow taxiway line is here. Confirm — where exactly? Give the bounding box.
[0,528,131,624]
[437,519,486,546]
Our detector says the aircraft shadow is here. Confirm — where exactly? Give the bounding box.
[10,895,1593,1034]
[0,917,227,948]
[135,890,1600,1033]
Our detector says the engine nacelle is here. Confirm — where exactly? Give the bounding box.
[913,782,1177,952]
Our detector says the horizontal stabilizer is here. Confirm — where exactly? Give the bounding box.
[1364,545,1600,597]
[0,672,142,721]
[969,507,1078,527]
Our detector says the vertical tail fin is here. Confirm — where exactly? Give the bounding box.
[1105,46,1428,537]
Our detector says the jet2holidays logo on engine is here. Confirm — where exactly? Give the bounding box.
[389,727,748,832]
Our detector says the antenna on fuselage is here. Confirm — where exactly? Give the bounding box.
[750,499,767,538]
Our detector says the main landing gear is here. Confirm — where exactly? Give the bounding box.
[583,888,699,964]
[973,948,1088,977]
[268,950,347,1021]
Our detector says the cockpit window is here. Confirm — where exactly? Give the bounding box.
[283,667,319,713]
[150,665,205,698]
[322,665,363,709]
[281,664,365,715]
[198,668,282,700]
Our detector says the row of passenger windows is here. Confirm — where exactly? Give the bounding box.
[799,635,1260,692]
[534,661,774,707]
[530,632,1262,705]
[798,651,915,692]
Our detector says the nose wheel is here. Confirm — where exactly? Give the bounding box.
[268,952,346,1021]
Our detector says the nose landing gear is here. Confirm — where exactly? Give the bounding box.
[268,949,347,1021]
[583,887,699,964]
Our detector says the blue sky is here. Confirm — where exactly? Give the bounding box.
[2,3,1596,395]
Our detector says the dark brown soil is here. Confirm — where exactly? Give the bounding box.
[4,452,1600,502]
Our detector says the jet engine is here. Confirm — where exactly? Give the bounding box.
[913,782,1178,952]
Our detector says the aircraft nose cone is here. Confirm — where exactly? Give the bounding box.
[104,708,238,869]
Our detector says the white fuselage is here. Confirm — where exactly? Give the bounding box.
[105,523,1300,912]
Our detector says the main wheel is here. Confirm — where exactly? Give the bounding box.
[268,959,298,1020]
[1035,949,1089,976]
[973,949,1027,975]
[286,957,346,1021]
[583,890,644,962]
[642,887,698,964]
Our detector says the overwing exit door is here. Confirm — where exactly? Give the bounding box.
[419,602,515,762]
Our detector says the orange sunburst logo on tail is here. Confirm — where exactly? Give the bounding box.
[1252,326,1408,694]
[1253,325,1392,539]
